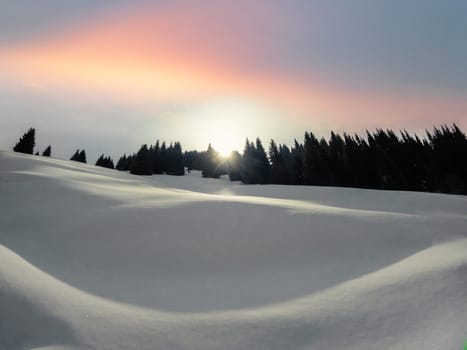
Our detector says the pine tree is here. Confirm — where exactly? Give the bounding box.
[96,154,115,169]
[42,145,52,157]
[118,154,135,171]
[291,140,304,185]
[131,145,152,175]
[70,149,87,163]
[70,149,81,161]
[228,151,242,181]
[13,128,35,154]
[269,140,290,184]
[254,138,271,184]
[116,154,128,171]
[184,150,201,171]
[240,139,256,184]
[202,143,221,178]
[96,155,104,167]
[164,142,175,174]
[160,142,167,173]
[78,150,87,163]
[152,140,163,174]
[166,142,185,176]
[239,138,271,184]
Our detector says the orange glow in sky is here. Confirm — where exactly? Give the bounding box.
[1,0,466,152]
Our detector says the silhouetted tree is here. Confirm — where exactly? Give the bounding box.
[78,150,87,163]
[42,145,52,157]
[239,138,271,184]
[131,145,152,175]
[70,149,87,163]
[96,155,104,167]
[160,142,167,173]
[202,144,222,178]
[70,150,79,161]
[228,151,242,181]
[95,154,115,169]
[116,154,129,171]
[13,128,35,154]
[152,140,163,174]
[254,138,271,183]
[165,142,185,175]
[184,150,203,171]
[240,139,256,184]
[303,132,332,185]
[426,124,467,194]
[291,139,304,185]
[269,140,291,184]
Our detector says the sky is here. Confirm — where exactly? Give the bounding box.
[1,0,466,161]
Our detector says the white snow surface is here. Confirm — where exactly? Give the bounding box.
[1,150,466,349]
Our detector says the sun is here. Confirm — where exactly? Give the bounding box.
[208,129,239,157]
[195,98,264,156]
[218,149,234,158]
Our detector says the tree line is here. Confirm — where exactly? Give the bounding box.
[10,124,467,194]
[115,141,185,176]
[183,124,467,194]
[11,128,185,175]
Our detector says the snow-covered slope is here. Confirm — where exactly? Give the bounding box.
[1,150,466,350]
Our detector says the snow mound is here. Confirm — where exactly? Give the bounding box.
[1,151,466,349]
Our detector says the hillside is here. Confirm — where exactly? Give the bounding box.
[1,150,466,350]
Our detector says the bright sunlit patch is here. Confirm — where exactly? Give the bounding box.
[212,137,237,158]
[192,98,269,156]
[206,124,241,157]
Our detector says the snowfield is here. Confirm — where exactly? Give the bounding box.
[1,150,466,350]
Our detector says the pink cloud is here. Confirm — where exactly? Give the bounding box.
[0,1,465,133]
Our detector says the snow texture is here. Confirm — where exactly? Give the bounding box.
[1,150,466,349]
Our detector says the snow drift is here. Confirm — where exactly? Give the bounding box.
[0,150,466,349]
